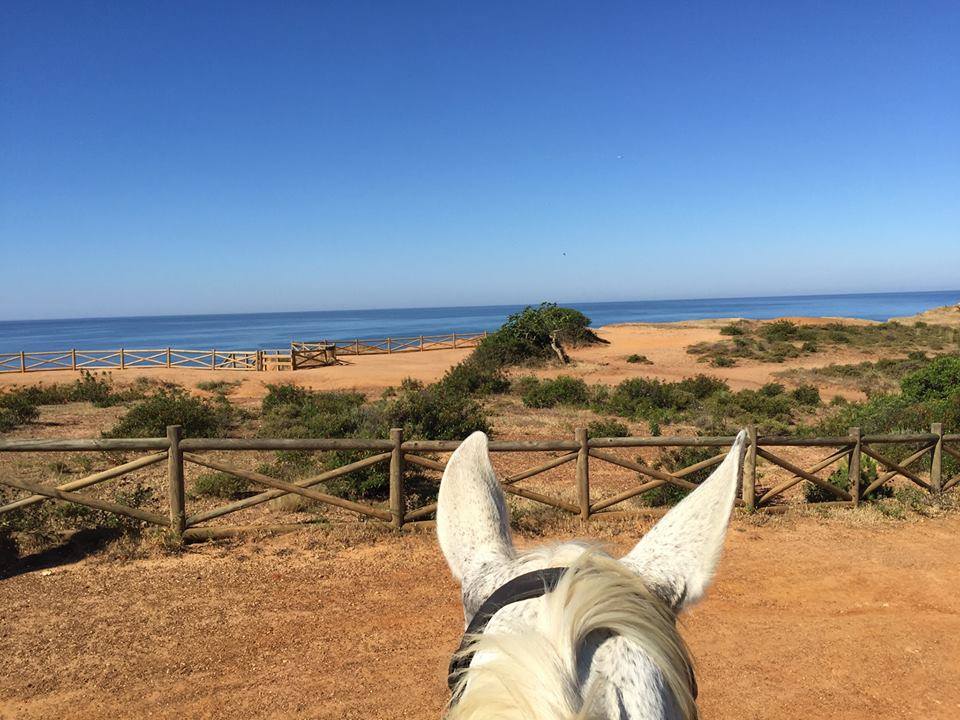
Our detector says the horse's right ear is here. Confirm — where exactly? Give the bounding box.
[622,430,747,611]
[436,431,514,584]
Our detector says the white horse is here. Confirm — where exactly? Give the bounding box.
[437,430,747,720]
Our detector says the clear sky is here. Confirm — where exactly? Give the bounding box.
[1,2,958,320]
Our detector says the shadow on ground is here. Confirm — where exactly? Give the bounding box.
[0,528,124,580]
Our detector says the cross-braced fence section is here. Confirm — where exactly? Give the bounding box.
[294,331,487,358]
[0,425,956,543]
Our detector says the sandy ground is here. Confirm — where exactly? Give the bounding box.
[0,317,894,403]
[892,303,960,327]
[1,512,958,720]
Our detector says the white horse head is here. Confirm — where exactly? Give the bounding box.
[437,430,747,719]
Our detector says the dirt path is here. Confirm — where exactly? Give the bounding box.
[1,513,958,719]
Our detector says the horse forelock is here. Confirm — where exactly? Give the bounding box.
[447,550,698,720]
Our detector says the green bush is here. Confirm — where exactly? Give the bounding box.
[586,419,629,438]
[625,354,653,364]
[105,387,236,438]
[196,379,241,394]
[260,384,370,438]
[640,447,709,507]
[761,320,801,342]
[804,454,891,503]
[521,376,590,409]
[604,375,728,421]
[719,323,746,336]
[471,303,603,368]
[192,471,250,499]
[0,391,40,432]
[790,384,821,406]
[5,482,156,538]
[438,355,510,396]
[258,380,486,500]
[387,378,491,439]
[710,355,736,368]
[900,356,960,402]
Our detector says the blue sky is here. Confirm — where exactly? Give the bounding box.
[1,1,958,320]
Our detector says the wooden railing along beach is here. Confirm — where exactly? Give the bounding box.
[0,331,488,374]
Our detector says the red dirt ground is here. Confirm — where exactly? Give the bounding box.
[1,512,958,719]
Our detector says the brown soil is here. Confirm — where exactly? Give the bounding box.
[1,513,958,719]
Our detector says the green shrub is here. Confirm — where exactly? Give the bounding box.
[0,391,39,432]
[604,374,728,421]
[258,380,485,500]
[761,320,800,342]
[804,455,891,503]
[471,303,603,368]
[790,384,821,406]
[719,323,746,336]
[521,376,590,409]
[640,448,711,507]
[9,482,157,536]
[192,471,250,499]
[105,387,236,437]
[260,384,370,438]
[196,379,241,394]
[586,419,629,438]
[511,375,540,395]
[439,355,510,396]
[710,355,736,367]
[625,354,653,364]
[900,356,960,402]
[387,378,491,439]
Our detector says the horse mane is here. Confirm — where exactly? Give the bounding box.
[446,549,697,720]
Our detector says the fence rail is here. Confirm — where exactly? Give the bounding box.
[0,331,488,375]
[1,425,956,543]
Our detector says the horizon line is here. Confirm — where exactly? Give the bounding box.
[1,287,958,325]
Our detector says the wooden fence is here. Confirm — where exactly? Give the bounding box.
[1,425,956,543]
[291,331,487,367]
[0,332,488,374]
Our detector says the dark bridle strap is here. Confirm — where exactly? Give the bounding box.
[448,567,567,694]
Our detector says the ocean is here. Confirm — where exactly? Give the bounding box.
[1,290,958,354]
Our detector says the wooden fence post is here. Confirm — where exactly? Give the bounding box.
[166,425,186,543]
[71,349,77,370]
[848,427,861,506]
[452,332,458,349]
[419,335,424,351]
[389,428,405,528]
[120,348,125,370]
[256,350,264,372]
[576,427,590,522]
[354,339,360,355]
[210,350,216,369]
[931,422,943,493]
[20,351,25,373]
[166,348,172,368]
[386,338,392,354]
[742,425,757,511]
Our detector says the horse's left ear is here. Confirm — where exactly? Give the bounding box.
[436,431,514,585]
[622,430,747,611]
